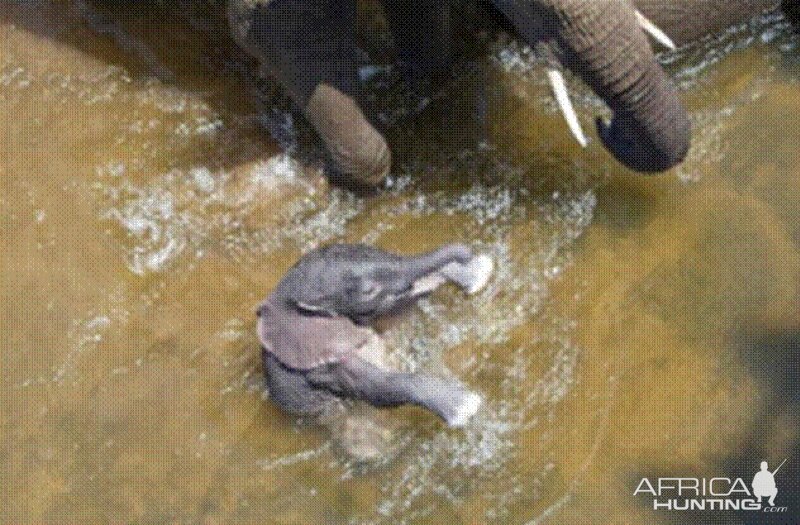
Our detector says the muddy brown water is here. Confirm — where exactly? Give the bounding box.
[2,2,799,524]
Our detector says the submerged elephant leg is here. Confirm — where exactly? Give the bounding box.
[382,0,454,89]
[330,409,403,462]
[306,357,482,427]
[265,349,399,462]
[227,0,390,186]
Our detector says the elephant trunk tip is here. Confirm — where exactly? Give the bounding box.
[596,110,691,173]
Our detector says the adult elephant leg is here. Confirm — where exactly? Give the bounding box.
[382,0,454,87]
[227,0,391,186]
[493,0,691,172]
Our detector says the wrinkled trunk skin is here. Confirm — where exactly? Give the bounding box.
[631,0,782,46]
[497,0,691,172]
[228,0,793,177]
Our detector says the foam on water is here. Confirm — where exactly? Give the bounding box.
[102,138,604,521]
[218,20,796,515]
[671,10,798,88]
[95,153,366,274]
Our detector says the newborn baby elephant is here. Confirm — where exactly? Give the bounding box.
[257,243,494,432]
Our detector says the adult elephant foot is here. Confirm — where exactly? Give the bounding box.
[228,0,391,188]
[305,84,391,188]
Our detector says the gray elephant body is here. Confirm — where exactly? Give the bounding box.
[227,0,793,179]
[258,243,492,427]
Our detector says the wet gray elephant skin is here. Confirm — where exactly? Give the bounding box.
[257,243,493,428]
[227,0,792,180]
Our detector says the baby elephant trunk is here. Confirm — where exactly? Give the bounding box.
[402,243,474,282]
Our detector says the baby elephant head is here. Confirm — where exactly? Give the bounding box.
[274,243,480,323]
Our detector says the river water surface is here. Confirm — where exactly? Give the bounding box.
[2,2,799,524]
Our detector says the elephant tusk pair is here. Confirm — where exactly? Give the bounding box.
[548,11,675,148]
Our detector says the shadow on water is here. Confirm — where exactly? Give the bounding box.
[625,322,800,525]
[710,324,800,525]
[1,0,292,174]
[730,337,800,522]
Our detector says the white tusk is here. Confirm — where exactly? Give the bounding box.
[635,10,677,51]
[547,69,588,148]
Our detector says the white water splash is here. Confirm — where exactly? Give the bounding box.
[95,154,364,275]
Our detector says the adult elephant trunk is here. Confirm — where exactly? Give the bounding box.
[497,0,691,172]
